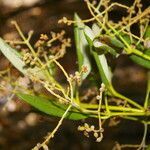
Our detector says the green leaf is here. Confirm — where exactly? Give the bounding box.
[93,53,112,85]
[17,93,89,120]
[84,26,112,86]
[74,13,91,80]
[130,45,150,69]
[0,38,47,79]
[84,25,118,56]
[120,33,145,51]
[93,39,118,56]
[107,36,124,49]
[130,54,150,69]
[84,25,95,45]
[0,38,27,74]
[99,36,124,54]
[118,32,150,69]
[144,72,150,108]
[92,23,101,37]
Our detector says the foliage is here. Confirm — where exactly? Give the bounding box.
[0,0,150,149]
[17,93,90,120]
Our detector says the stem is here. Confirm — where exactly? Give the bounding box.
[109,112,149,117]
[109,85,144,110]
[97,85,103,141]
[86,1,150,61]
[121,116,150,124]
[83,52,143,110]
[86,1,108,33]
[137,124,148,150]
[53,60,74,102]
[75,89,80,104]
[104,96,110,114]
[107,23,131,50]
[118,7,150,35]
[80,103,143,113]
[87,22,143,110]
[12,21,63,89]
[107,23,150,61]
[37,105,72,149]
[144,72,150,108]
[131,48,150,61]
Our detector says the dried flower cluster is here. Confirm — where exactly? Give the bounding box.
[69,65,88,86]
[21,30,71,69]
[78,123,104,142]
[0,0,149,149]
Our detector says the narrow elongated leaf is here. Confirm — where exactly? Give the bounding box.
[93,52,112,85]
[0,38,27,74]
[108,36,124,49]
[98,55,112,82]
[92,23,101,37]
[120,33,145,51]
[130,54,150,69]
[129,48,150,69]
[119,32,150,69]
[0,38,47,79]
[84,26,95,44]
[130,43,150,69]
[92,24,124,51]
[17,93,89,120]
[84,26,112,85]
[144,72,150,108]
[93,39,118,56]
[74,14,91,80]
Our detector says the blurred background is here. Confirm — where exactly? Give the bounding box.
[0,0,149,149]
